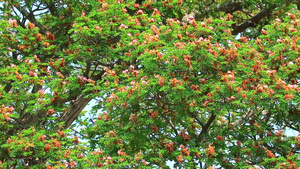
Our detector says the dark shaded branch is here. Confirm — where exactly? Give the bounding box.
[188,111,205,127]
[13,5,47,34]
[4,83,12,93]
[198,114,216,138]
[84,61,91,78]
[60,60,114,128]
[161,114,179,136]
[232,110,254,126]
[208,0,244,14]
[284,118,300,133]
[60,94,92,128]
[190,0,244,21]
[231,5,276,35]
[46,2,56,16]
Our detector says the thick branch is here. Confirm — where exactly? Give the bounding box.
[202,0,244,15]
[189,111,205,127]
[84,61,91,78]
[13,5,47,34]
[232,110,254,126]
[60,65,108,128]
[187,1,278,35]
[198,114,216,138]
[60,95,92,128]
[161,114,179,136]
[231,5,275,35]
[186,0,244,22]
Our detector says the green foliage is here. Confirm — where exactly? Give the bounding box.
[0,0,300,168]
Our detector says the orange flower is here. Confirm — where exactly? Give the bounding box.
[170,78,183,87]
[52,139,61,148]
[149,110,158,119]
[43,42,50,48]
[266,150,275,158]
[73,136,79,144]
[47,109,55,115]
[27,22,35,29]
[177,155,183,162]
[206,144,215,158]
[46,165,52,169]
[284,94,294,101]
[64,151,70,158]
[164,142,175,153]
[180,130,190,141]
[295,136,300,146]
[158,77,165,86]
[152,125,158,133]
[38,135,46,142]
[180,145,190,156]
[237,140,242,146]
[57,130,65,137]
[217,135,224,141]
[242,93,247,98]
[44,144,51,152]
[45,32,55,40]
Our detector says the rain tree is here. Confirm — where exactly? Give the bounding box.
[0,0,300,168]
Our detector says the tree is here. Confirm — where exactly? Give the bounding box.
[0,0,300,168]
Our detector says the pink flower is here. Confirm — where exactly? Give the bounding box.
[276,39,282,43]
[137,10,143,15]
[29,71,35,77]
[132,70,139,76]
[119,24,128,29]
[129,39,138,46]
[95,26,102,31]
[122,69,129,74]
[9,19,18,27]
[38,89,45,96]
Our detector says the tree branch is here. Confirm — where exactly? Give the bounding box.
[187,0,244,22]
[13,5,47,34]
[188,110,205,127]
[60,94,92,128]
[161,114,179,136]
[231,5,276,35]
[231,110,254,126]
[198,114,216,138]
[84,61,91,78]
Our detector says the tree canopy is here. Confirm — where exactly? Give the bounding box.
[1,0,300,168]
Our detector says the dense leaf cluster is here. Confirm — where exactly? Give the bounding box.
[0,0,300,168]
